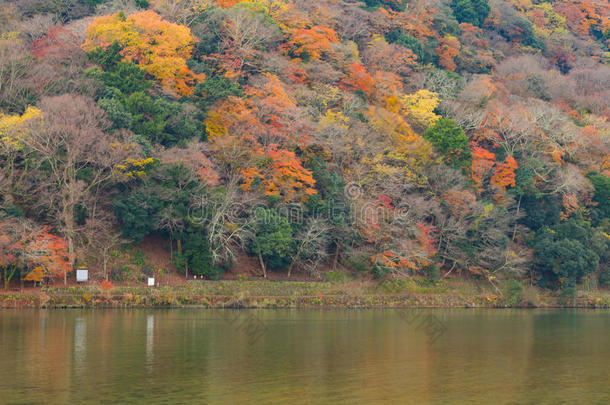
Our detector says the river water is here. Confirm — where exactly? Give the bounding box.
[1,309,609,404]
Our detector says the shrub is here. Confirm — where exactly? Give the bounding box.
[600,269,610,289]
[173,230,223,280]
[532,216,607,288]
[372,263,391,279]
[503,280,523,306]
[250,208,295,270]
[587,173,610,220]
[424,264,441,284]
[386,29,436,65]
[423,118,471,169]
[451,0,490,28]
[84,62,151,94]
[195,76,242,110]
[377,278,416,293]
[322,271,352,283]
[341,254,372,274]
[113,164,203,242]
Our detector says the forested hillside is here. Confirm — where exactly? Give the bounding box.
[0,0,608,292]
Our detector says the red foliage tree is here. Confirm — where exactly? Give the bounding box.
[339,63,375,96]
[23,229,73,284]
[436,36,460,72]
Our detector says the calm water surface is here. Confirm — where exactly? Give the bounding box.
[1,309,609,404]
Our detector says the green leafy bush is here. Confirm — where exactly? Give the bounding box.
[250,208,295,270]
[424,118,471,169]
[532,216,608,287]
[587,173,610,221]
[195,76,242,110]
[503,280,523,306]
[113,164,203,242]
[173,230,222,280]
[451,0,490,28]
[386,29,437,65]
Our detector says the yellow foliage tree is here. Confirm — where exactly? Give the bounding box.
[0,106,42,149]
[0,107,42,202]
[216,0,291,24]
[398,90,441,128]
[319,109,349,131]
[82,10,205,96]
[385,90,440,132]
[114,157,157,178]
[367,105,433,184]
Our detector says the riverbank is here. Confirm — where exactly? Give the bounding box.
[2,279,610,309]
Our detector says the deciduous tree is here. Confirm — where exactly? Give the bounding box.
[24,95,132,282]
[82,10,205,96]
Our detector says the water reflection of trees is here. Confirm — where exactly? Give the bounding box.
[1,310,609,404]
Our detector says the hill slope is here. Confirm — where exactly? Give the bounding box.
[0,0,608,292]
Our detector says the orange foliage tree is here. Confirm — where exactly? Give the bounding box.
[555,0,610,37]
[371,252,417,272]
[288,25,339,60]
[471,144,518,200]
[82,10,204,96]
[205,73,305,150]
[490,156,518,201]
[215,0,241,8]
[0,221,71,288]
[470,144,496,192]
[23,230,73,284]
[378,3,438,38]
[363,36,417,78]
[435,36,460,72]
[241,145,317,201]
[204,73,315,201]
[339,63,375,96]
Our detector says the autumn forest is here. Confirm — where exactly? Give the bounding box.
[0,0,608,294]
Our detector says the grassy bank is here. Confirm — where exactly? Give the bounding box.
[2,278,610,309]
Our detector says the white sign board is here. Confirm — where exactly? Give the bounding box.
[76,269,88,282]
[148,277,155,287]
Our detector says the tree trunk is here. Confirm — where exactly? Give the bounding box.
[176,239,188,279]
[4,266,17,290]
[287,245,303,279]
[287,262,293,279]
[64,200,76,286]
[333,244,340,270]
[66,235,73,285]
[257,249,267,279]
[63,189,77,285]
[287,257,295,279]
[512,195,522,242]
[443,262,457,278]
